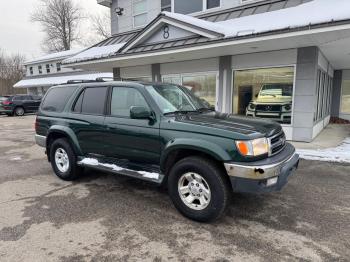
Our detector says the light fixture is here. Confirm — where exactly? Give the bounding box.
[115,7,124,16]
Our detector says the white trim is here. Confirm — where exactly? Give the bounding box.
[124,17,221,52]
[68,23,350,67]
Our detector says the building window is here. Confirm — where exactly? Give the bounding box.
[46,64,51,73]
[163,72,218,108]
[173,0,220,14]
[38,65,42,74]
[341,79,350,114]
[161,0,171,11]
[57,63,61,72]
[233,67,295,125]
[29,67,33,75]
[133,0,147,28]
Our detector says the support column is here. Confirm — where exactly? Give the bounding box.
[218,56,232,113]
[293,46,319,142]
[113,67,121,79]
[331,70,342,117]
[152,64,161,82]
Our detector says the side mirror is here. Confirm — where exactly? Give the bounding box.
[130,106,152,119]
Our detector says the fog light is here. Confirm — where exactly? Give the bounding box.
[266,177,278,187]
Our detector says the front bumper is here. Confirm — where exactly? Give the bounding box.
[224,143,299,193]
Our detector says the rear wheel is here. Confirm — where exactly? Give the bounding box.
[14,107,24,116]
[49,138,81,181]
[168,156,230,222]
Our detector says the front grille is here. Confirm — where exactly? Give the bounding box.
[269,131,286,156]
[256,104,281,112]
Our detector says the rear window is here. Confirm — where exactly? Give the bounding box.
[41,86,76,112]
[80,87,108,115]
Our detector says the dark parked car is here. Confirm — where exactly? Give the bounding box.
[0,96,10,114]
[35,81,299,222]
[0,95,41,116]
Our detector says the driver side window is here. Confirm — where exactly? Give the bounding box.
[111,87,149,117]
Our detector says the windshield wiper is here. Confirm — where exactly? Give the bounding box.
[197,107,215,113]
[163,110,196,116]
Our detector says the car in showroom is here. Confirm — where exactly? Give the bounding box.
[246,83,293,123]
[35,80,299,222]
[0,95,42,116]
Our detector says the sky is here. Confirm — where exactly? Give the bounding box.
[0,0,108,60]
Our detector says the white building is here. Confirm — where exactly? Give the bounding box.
[14,49,112,96]
[61,0,350,142]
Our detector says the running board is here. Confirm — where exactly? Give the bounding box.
[77,157,164,184]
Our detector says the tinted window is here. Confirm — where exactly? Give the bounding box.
[174,0,202,14]
[111,87,149,117]
[207,0,220,9]
[41,86,77,112]
[81,87,108,115]
[13,96,23,101]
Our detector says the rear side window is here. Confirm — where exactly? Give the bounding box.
[73,87,108,115]
[41,86,76,112]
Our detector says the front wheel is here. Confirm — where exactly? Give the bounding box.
[14,107,25,116]
[49,138,81,181]
[168,156,231,222]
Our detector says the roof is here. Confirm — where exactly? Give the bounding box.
[14,72,113,88]
[24,49,84,66]
[63,0,350,65]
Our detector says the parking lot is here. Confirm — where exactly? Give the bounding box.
[0,115,349,262]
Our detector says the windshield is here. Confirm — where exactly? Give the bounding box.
[259,84,293,97]
[145,84,209,114]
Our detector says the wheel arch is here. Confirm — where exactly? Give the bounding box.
[160,138,231,175]
[46,126,82,161]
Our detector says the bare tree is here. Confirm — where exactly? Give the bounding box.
[90,11,112,40]
[0,49,26,95]
[31,0,83,53]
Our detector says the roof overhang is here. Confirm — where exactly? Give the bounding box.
[67,22,350,71]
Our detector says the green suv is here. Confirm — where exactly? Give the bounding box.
[35,80,299,222]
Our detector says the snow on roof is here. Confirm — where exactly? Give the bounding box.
[163,0,350,38]
[13,72,113,88]
[161,11,227,36]
[216,0,350,37]
[63,43,126,64]
[24,49,84,65]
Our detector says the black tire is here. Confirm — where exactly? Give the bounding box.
[14,107,25,116]
[168,156,231,222]
[49,138,81,181]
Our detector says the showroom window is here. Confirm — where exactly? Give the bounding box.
[233,66,295,125]
[133,0,147,28]
[162,72,217,108]
[341,79,350,114]
[314,69,333,123]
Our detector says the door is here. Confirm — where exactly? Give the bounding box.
[70,87,109,156]
[104,86,160,164]
[238,86,253,115]
[24,96,39,112]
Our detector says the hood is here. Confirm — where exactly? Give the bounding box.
[171,112,282,139]
[254,96,292,104]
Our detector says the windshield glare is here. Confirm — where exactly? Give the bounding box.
[260,85,293,97]
[146,84,208,114]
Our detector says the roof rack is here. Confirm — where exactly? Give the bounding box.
[66,77,148,84]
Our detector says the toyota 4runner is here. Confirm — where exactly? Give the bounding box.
[35,80,299,222]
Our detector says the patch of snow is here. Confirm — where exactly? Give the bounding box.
[24,49,84,65]
[78,158,160,180]
[14,72,113,88]
[63,43,126,64]
[137,171,160,180]
[296,138,350,163]
[10,156,22,161]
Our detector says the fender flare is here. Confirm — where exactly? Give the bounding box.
[160,138,231,172]
[47,125,83,155]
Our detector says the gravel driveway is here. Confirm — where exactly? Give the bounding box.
[0,115,349,262]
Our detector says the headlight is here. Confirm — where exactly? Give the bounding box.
[235,138,269,156]
[284,104,291,111]
[249,103,256,110]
